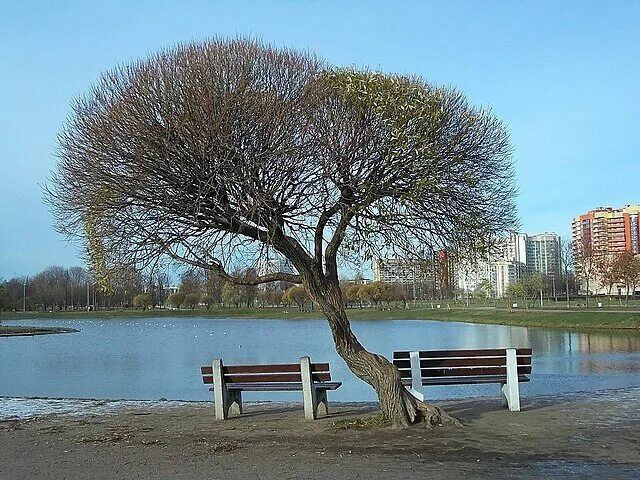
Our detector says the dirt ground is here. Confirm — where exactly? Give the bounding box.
[1,388,639,480]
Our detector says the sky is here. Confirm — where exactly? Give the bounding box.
[1,1,639,279]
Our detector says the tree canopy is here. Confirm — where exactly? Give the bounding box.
[48,39,515,281]
[46,38,517,428]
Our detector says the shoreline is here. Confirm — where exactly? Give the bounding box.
[2,306,640,332]
[0,387,634,421]
[2,387,638,479]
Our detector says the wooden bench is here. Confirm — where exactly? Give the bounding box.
[201,356,341,420]
[392,348,532,411]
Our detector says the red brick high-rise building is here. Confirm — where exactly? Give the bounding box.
[571,205,640,256]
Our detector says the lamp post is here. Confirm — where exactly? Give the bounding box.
[23,278,26,312]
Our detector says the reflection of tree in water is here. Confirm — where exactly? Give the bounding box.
[527,329,640,354]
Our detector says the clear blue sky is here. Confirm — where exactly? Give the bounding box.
[1,1,639,279]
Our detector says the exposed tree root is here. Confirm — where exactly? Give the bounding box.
[414,400,462,428]
[396,387,461,428]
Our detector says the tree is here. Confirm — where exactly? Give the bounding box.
[561,240,574,305]
[204,269,225,303]
[68,266,89,309]
[179,269,203,294]
[180,268,204,295]
[616,251,640,306]
[357,283,381,308]
[184,292,201,309]
[529,273,546,308]
[506,281,524,310]
[110,265,143,308]
[573,239,599,306]
[132,292,152,310]
[477,279,494,306]
[46,39,516,428]
[345,284,362,308]
[0,283,8,311]
[597,253,622,304]
[147,270,171,308]
[221,283,243,308]
[201,294,214,309]
[473,286,487,305]
[283,285,310,311]
[390,283,409,308]
[270,290,284,306]
[168,291,185,309]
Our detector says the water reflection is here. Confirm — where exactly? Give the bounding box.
[527,329,640,354]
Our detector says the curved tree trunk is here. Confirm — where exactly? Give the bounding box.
[303,270,459,428]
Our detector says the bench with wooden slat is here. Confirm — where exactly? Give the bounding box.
[393,348,532,412]
[201,357,341,420]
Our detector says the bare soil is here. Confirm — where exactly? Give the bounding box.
[1,389,639,479]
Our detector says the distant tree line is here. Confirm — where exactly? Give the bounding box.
[0,265,171,312]
[1,266,458,312]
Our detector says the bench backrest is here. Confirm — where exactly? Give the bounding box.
[201,362,332,385]
[392,348,532,381]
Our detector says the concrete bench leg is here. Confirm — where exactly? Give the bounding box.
[228,390,243,416]
[301,356,318,420]
[316,389,329,417]
[407,351,424,401]
[212,358,230,420]
[501,348,521,412]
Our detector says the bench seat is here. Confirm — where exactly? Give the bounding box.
[210,381,342,391]
[401,375,530,387]
[201,357,340,420]
[393,348,532,411]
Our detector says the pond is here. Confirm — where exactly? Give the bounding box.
[1,317,639,410]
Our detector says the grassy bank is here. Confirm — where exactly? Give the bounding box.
[2,305,640,331]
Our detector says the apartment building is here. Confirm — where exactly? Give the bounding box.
[256,256,296,290]
[372,253,453,298]
[527,233,562,276]
[571,205,640,256]
[372,258,423,284]
[457,232,562,298]
[571,205,640,294]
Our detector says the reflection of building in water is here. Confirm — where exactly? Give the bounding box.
[462,324,530,349]
[528,330,640,354]
[527,329,572,354]
[575,333,640,354]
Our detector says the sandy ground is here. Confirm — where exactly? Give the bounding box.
[1,389,639,480]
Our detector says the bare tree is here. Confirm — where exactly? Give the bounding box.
[616,251,640,306]
[573,238,599,306]
[561,240,574,306]
[597,253,622,305]
[179,269,204,294]
[46,39,516,428]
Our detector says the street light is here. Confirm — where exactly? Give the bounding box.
[23,278,26,312]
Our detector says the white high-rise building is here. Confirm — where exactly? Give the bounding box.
[372,258,422,284]
[257,257,295,277]
[494,260,526,298]
[456,231,562,298]
[498,232,528,264]
[257,256,296,290]
[457,260,495,294]
[526,233,562,277]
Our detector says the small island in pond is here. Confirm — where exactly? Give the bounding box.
[0,326,79,337]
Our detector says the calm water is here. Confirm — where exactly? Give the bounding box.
[1,317,639,406]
